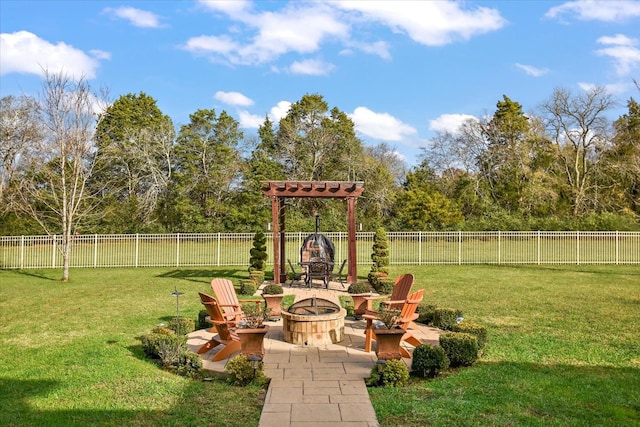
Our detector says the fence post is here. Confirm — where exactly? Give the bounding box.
[616,231,619,265]
[216,233,221,266]
[537,231,541,265]
[458,231,462,265]
[94,234,98,268]
[176,233,180,267]
[576,231,580,265]
[52,235,57,268]
[419,231,422,265]
[20,235,25,270]
[135,234,139,268]
[498,231,501,265]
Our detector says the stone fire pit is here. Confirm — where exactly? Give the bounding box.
[282,297,346,346]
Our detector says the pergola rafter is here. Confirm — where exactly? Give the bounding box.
[261,181,364,285]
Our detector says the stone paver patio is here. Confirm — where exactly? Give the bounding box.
[186,282,441,427]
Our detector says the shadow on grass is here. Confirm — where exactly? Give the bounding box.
[156,268,248,284]
[0,376,263,427]
[5,269,59,281]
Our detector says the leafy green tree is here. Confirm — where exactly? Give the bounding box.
[479,95,533,212]
[395,160,463,230]
[601,97,640,216]
[94,92,175,231]
[162,108,243,231]
[274,93,363,182]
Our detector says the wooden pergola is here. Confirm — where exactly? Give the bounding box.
[261,181,365,285]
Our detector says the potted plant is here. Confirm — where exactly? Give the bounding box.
[261,283,284,320]
[236,303,271,360]
[348,282,372,319]
[371,305,405,360]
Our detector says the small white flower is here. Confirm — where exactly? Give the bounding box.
[456,317,464,323]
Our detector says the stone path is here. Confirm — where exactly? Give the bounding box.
[186,281,441,427]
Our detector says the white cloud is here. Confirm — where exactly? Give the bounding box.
[103,7,164,28]
[270,101,292,121]
[182,35,239,58]
[349,107,417,141]
[197,0,252,16]
[596,34,640,76]
[187,3,348,65]
[345,40,391,60]
[429,114,478,134]
[187,1,504,68]
[288,58,335,75]
[578,81,631,94]
[515,63,549,77]
[546,1,640,22]
[237,110,264,128]
[214,91,254,106]
[0,31,105,79]
[336,1,506,46]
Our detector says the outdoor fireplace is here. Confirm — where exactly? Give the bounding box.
[300,215,335,287]
[282,297,346,346]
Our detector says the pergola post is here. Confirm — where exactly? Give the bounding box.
[346,196,357,284]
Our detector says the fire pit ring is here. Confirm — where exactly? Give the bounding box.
[282,297,346,346]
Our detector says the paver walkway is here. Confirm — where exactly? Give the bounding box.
[186,282,441,427]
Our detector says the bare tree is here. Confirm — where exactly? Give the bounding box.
[0,95,42,205]
[12,71,107,281]
[540,86,616,215]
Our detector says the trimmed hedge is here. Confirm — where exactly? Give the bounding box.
[452,320,488,349]
[433,308,463,330]
[411,344,450,378]
[439,332,479,367]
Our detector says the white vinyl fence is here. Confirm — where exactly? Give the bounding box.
[0,231,639,270]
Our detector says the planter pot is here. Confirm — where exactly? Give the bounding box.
[262,294,284,320]
[350,293,371,319]
[373,327,405,360]
[237,325,270,360]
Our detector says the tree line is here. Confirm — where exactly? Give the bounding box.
[2,73,639,240]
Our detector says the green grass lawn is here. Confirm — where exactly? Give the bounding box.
[1,265,638,426]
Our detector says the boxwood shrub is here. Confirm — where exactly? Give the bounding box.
[366,359,409,387]
[452,320,488,349]
[439,332,479,367]
[416,303,437,325]
[411,344,450,378]
[433,308,463,330]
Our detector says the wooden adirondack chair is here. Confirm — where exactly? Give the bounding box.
[365,273,415,311]
[363,289,424,358]
[197,292,241,361]
[210,278,262,324]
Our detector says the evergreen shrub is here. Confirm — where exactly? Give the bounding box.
[416,303,437,325]
[240,279,257,296]
[452,320,488,349]
[411,344,450,378]
[439,332,479,367]
[168,316,195,335]
[433,308,463,330]
[366,359,409,387]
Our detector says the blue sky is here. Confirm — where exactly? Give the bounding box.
[1,0,639,166]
